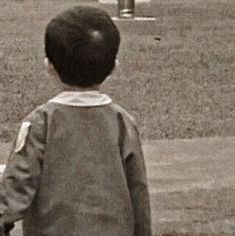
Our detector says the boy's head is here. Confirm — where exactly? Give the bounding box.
[45,5,120,88]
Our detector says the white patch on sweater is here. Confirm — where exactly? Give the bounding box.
[14,122,31,153]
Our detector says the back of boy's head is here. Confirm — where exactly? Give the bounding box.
[45,5,120,87]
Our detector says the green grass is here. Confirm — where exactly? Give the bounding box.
[0,0,235,141]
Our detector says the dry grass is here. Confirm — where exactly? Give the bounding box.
[0,0,235,142]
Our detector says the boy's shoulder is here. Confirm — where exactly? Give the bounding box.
[23,103,49,123]
[110,103,134,120]
[14,104,48,153]
[24,99,61,122]
[25,102,51,124]
[110,103,138,129]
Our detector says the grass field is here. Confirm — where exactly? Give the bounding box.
[0,0,235,141]
[2,137,235,236]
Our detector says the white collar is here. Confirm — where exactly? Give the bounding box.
[48,91,112,107]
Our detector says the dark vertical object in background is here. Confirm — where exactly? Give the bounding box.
[118,0,135,18]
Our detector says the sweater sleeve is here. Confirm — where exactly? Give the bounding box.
[0,108,47,235]
[117,110,152,236]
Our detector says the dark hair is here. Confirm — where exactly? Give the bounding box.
[45,5,120,87]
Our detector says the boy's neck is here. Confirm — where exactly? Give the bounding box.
[62,84,101,92]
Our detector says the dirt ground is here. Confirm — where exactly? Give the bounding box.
[1,137,235,236]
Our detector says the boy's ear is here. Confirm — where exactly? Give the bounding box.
[111,58,120,75]
[44,57,57,77]
[115,58,120,69]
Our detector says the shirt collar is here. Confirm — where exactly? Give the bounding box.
[48,91,112,107]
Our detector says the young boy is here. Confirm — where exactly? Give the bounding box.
[0,5,152,236]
